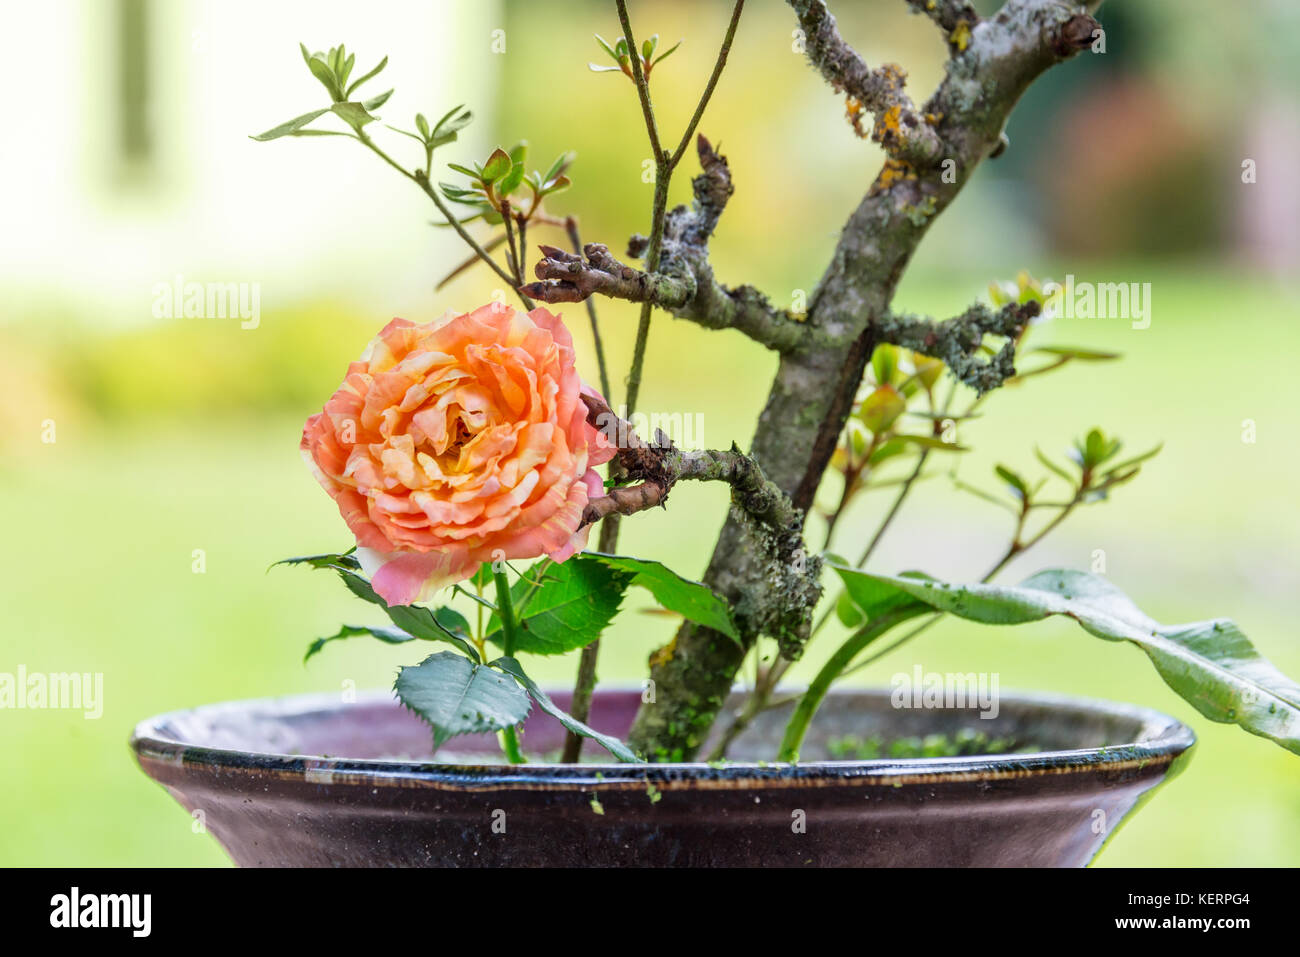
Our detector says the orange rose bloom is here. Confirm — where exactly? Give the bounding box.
[301,302,615,605]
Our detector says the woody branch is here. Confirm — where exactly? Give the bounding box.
[790,0,946,164]
[579,394,806,548]
[580,391,821,660]
[522,137,808,354]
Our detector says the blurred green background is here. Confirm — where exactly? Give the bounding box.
[2,0,1298,867]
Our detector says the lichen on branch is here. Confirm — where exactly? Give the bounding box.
[790,0,945,165]
[880,300,1041,394]
[903,0,979,42]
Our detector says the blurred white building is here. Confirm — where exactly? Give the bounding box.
[2,0,502,327]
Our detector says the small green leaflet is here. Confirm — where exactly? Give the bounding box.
[250,108,330,141]
[580,553,740,642]
[494,657,640,762]
[302,606,472,663]
[274,550,359,570]
[395,652,531,749]
[250,99,386,141]
[277,553,478,661]
[304,623,415,663]
[334,568,480,661]
[827,561,1300,757]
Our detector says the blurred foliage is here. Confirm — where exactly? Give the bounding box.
[30,304,369,424]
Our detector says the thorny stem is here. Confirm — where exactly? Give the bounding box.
[622,193,666,418]
[517,214,530,292]
[614,0,666,422]
[616,0,665,165]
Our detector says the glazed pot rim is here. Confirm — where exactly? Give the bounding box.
[130,687,1196,791]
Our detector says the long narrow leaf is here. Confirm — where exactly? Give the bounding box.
[827,562,1300,756]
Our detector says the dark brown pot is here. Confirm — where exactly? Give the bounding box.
[130,688,1193,867]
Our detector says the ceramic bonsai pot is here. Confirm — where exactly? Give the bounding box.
[131,687,1194,867]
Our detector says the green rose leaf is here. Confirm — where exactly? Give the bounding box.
[543,151,573,184]
[430,104,472,148]
[1030,345,1121,361]
[871,343,900,387]
[652,39,683,66]
[494,657,640,762]
[827,561,1300,757]
[869,433,967,466]
[1034,446,1076,485]
[334,568,480,661]
[593,33,620,64]
[395,652,531,749]
[581,552,740,642]
[857,384,906,435]
[485,557,631,655]
[497,161,526,196]
[360,89,393,112]
[832,564,934,624]
[994,464,1029,499]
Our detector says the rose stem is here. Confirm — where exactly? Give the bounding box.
[492,566,527,764]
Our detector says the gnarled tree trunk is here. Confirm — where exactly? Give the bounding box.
[626,0,1102,759]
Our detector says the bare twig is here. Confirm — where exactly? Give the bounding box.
[582,390,822,665]
[668,0,746,170]
[616,0,665,165]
